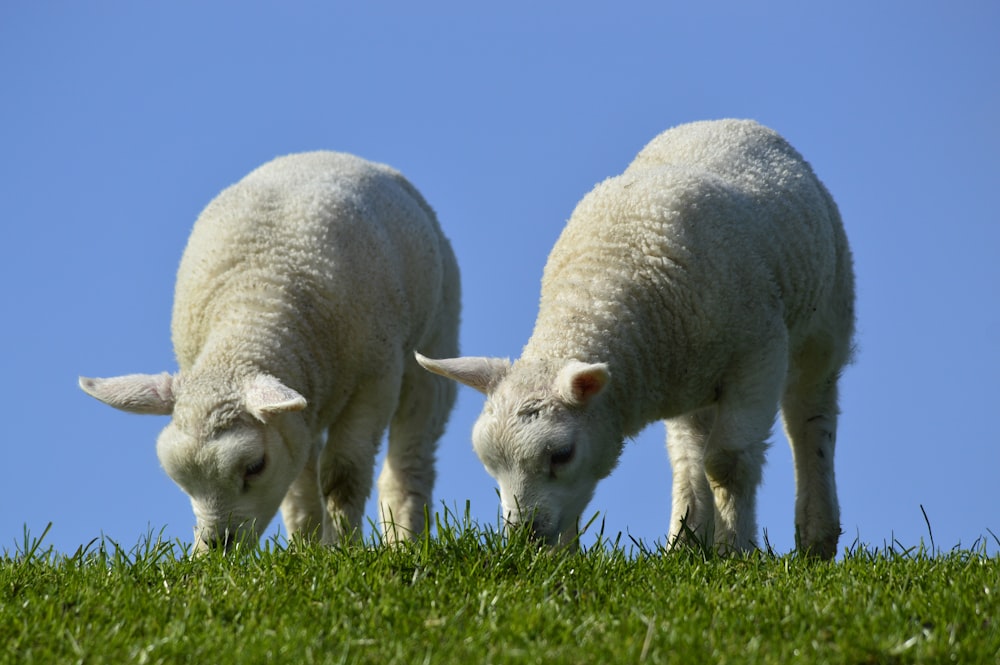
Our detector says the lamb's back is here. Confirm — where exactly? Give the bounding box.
[526,120,852,418]
[172,152,454,372]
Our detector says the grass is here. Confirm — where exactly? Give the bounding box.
[2,512,998,665]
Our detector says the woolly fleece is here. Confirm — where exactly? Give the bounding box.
[419,119,854,559]
[82,151,460,551]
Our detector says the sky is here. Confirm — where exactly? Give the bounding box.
[2,2,997,558]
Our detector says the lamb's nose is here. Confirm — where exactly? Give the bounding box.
[505,510,554,545]
[198,530,236,553]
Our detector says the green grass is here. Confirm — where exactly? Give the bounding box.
[3,513,998,665]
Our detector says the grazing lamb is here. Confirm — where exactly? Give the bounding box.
[418,119,854,559]
[81,151,460,552]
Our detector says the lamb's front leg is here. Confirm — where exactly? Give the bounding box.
[319,385,394,545]
[703,399,781,554]
[703,429,769,555]
[702,343,785,555]
[665,409,716,549]
[280,437,325,542]
[378,360,453,543]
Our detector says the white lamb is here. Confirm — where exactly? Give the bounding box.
[81,151,460,552]
[418,119,854,559]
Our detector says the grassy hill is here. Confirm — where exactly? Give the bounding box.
[3,514,997,664]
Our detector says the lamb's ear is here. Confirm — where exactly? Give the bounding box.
[244,375,307,423]
[555,361,610,407]
[78,373,176,415]
[415,352,511,395]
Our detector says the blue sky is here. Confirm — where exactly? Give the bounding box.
[3,2,997,556]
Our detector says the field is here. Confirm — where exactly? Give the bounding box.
[3,514,998,664]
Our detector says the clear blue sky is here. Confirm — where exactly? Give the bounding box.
[3,2,997,556]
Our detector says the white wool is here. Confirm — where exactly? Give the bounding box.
[419,119,854,559]
[82,151,460,551]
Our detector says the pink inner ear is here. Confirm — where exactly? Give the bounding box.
[572,370,607,402]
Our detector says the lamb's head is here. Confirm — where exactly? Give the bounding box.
[416,353,621,548]
[79,370,309,553]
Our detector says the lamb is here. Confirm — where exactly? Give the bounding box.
[80,151,461,552]
[418,119,854,559]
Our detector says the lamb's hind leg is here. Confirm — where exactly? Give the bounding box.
[377,354,457,543]
[665,407,716,550]
[781,366,843,560]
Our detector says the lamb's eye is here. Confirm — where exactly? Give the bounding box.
[245,456,267,479]
[549,444,575,474]
[519,406,542,421]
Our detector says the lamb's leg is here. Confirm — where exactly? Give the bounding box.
[319,382,398,545]
[703,339,786,555]
[781,367,842,560]
[664,407,716,550]
[704,430,770,555]
[280,438,325,542]
[378,355,457,543]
